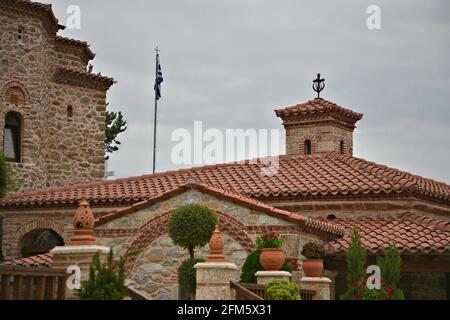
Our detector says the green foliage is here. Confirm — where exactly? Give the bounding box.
[168,204,218,258]
[105,105,127,159]
[301,241,325,259]
[240,249,292,283]
[0,156,7,197]
[266,280,300,300]
[377,244,404,299]
[377,244,401,288]
[255,232,283,249]
[345,228,366,287]
[75,250,126,300]
[360,288,389,300]
[178,257,205,296]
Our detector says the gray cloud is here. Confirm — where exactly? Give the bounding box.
[43,0,450,182]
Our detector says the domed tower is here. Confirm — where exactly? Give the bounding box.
[275,75,363,157]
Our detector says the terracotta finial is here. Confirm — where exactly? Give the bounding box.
[207,225,226,262]
[68,199,96,246]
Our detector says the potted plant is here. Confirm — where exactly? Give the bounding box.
[301,241,325,277]
[258,232,285,271]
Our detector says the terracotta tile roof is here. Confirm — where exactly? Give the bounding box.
[275,98,363,122]
[96,179,346,237]
[53,67,115,90]
[1,0,64,33]
[2,253,53,268]
[55,36,96,61]
[2,153,449,208]
[323,213,450,254]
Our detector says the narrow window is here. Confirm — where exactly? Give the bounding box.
[340,140,345,155]
[3,112,22,162]
[304,140,312,155]
[17,27,24,41]
[67,105,73,119]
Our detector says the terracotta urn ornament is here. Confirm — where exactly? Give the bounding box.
[68,199,97,246]
[259,248,285,271]
[207,225,226,262]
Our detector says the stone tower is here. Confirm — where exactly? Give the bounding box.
[275,98,363,156]
[0,0,115,193]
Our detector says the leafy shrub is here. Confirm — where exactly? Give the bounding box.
[256,231,283,249]
[301,241,325,259]
[75,250,126,300]
[340,275,394,300]
[168,204,218,258]
[178,257,206,297]
[266,280,300,300]
[345,228,366,287]
[240,249,292,283]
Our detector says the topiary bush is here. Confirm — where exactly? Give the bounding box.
[301,241,325,259]
[178,257,206,299]
[75,249,126,300]
[168,204,218,258]
[266,280,300,300]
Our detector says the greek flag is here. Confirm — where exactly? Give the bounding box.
[154,53,164,100]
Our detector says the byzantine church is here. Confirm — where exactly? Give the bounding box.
[0,0,449,300]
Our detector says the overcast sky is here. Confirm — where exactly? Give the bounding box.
[43,0,450,183]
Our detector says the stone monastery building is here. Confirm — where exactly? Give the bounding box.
[0,0,449,300]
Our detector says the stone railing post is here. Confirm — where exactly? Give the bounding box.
[255,271,292,286]
[300,277,332,300]
[194,225,240,300]
[50,199,110,299]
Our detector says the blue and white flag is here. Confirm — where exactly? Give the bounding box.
[154,53,164,100]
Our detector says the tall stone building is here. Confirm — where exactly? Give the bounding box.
[0,0,114,192]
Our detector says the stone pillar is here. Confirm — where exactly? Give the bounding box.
[50,199,110,299]
[195,262,240,300]
[255,271,292,286]
[51,245,110,299]
[300,277,332,300]
[194,225,240,300]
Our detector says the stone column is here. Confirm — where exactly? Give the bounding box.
[51,245,110,299]
[255,271,292,286]
[50,199,110,299]
[300,277,332,300]
[194,225,240,300]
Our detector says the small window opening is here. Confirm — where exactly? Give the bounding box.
[304,140,312,156]
[340,140,345,155]
[326,214,337,220]
[17,27,24,40]
[67,105,73,119]
[4,112,22,163]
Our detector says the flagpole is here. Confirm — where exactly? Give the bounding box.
[152,46,159,174]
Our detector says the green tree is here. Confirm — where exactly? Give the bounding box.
[168,204,218,258]
[105,104,127,160]
[75,250,126,300]
[0,156,9,197]
[377,244,405,299]
[346,228,366,287]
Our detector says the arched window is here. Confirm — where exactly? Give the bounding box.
[3,112,22,162]
[304,140,312,155]
[67,105,73,119]
[340,140,345,155]
[326,214,337,220]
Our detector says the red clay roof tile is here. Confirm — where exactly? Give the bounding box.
[2,253,53,268]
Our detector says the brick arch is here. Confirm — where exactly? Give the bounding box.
[1,80,30,104]
[298,134,318,155]
[124,210,256,271]
[16,219,66,239]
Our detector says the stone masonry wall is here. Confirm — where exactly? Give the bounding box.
[0,5,106,193]
[285,123,354,156]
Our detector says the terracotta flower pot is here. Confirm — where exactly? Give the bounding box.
[302,259,324,277]
[259,248,285,271]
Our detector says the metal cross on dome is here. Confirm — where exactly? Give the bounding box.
[312,73,325,98]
